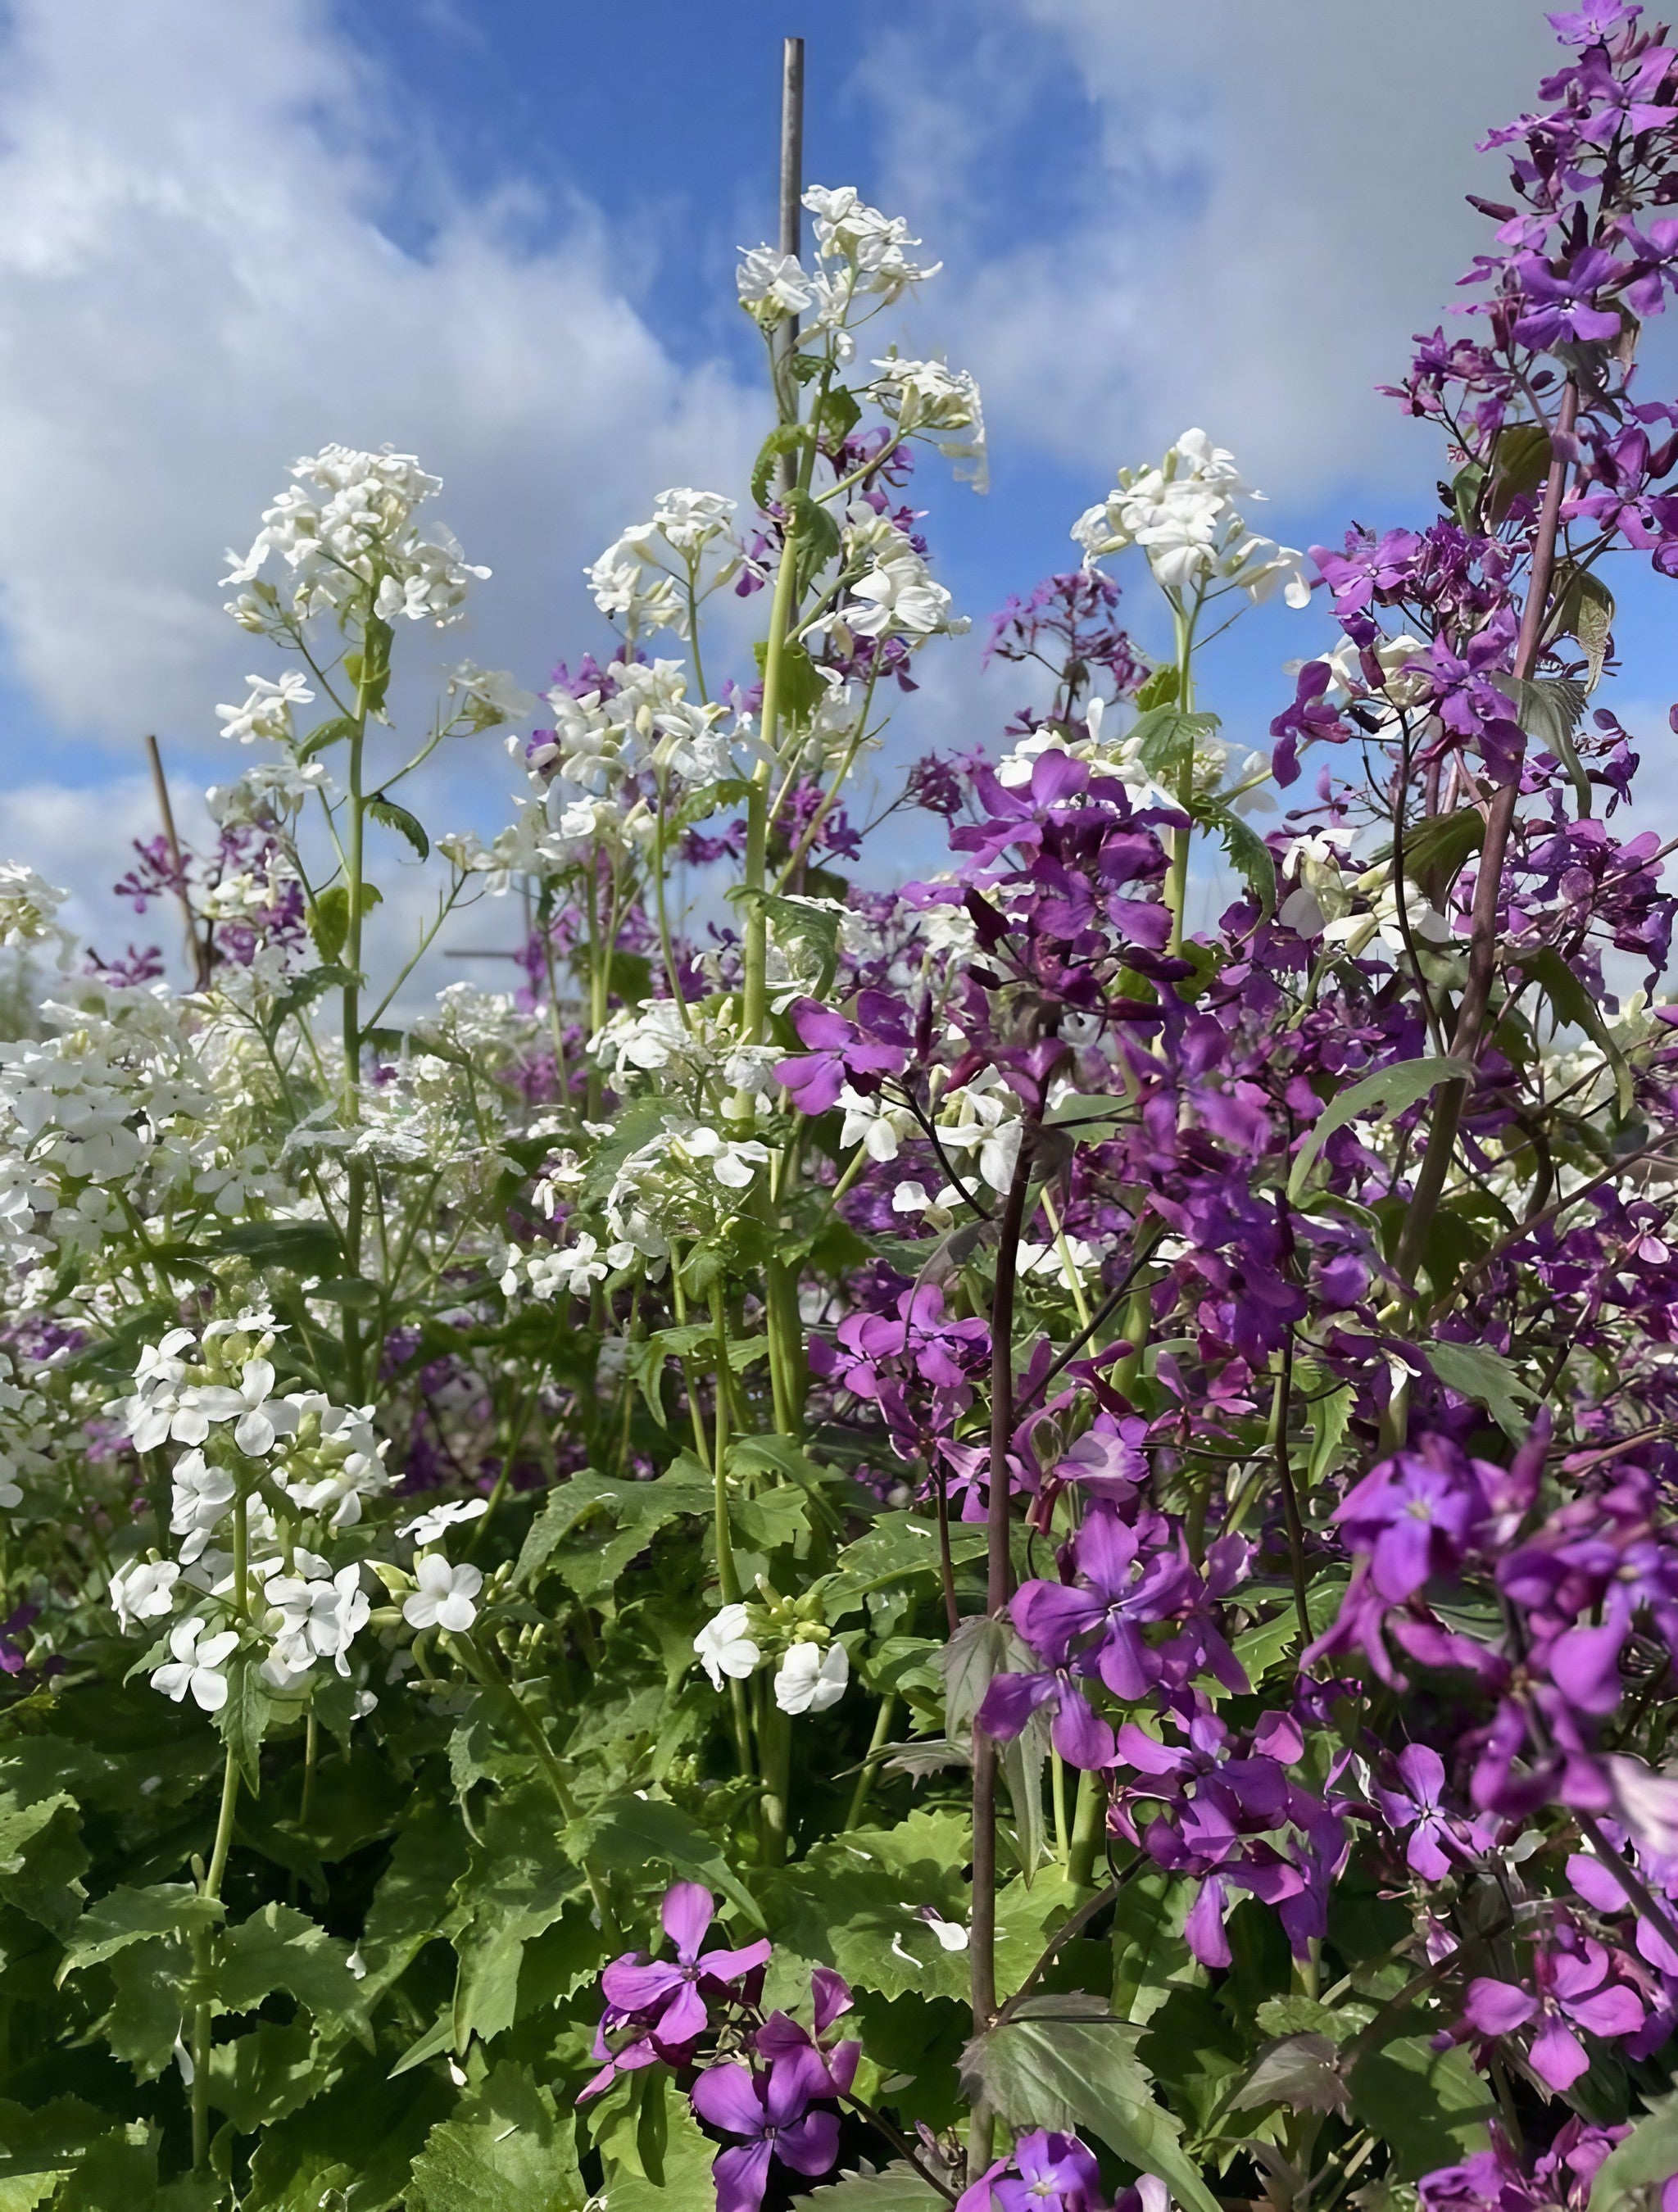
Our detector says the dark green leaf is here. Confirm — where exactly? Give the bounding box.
[216,1650,274,1793]
[58,1883,220,1975]
[1347,2030,1495,2182]
[1288,1056,1468,1203]
[215,1902,369,2034]
[751,424,808,510]
[961,2006,1222,2212]
[1425,1339,1535,1441]
[368,795,429,861]
[296,714,357,764]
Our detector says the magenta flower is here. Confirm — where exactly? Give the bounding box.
[774,992,912,1114]
[1375,1745,1491,1881]
[955,2128,1108,2212]
[579,1882,769,2099]
[1463,1937,1645,2090]
[690,2047,841,2212]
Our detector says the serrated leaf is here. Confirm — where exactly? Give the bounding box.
[580,1794,764,1929]
[1485,422,1553,524]
[801,2164,950,2206]
[1288,1056,1468,1203]
[787,487,843,596]
[751,424,808,510]
[1128,706,1220,783]
[1132,664,1178,711]
[513,1465,713,1602]
[1399,806,1484,895]
[960,2006,1221,2212]
[215,1902,369,2034]
[1229,2032,1349,2115]
[1426,1339,1535,1440]
[1589,2087,1678,2212]
[1501,674,1590,814]
[216,1649,274,1793]
[1207,806,1277,917]
[367,795,429,860]
[596,2086,716,2209]
[0,1791,88,1933]
[1548,563,1615,691]
[1522,944,1634,1115]
[296,713,357,764]
[1347,2029,1494,2182]
[59,1883,221,1975]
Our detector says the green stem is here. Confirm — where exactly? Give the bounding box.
[757,1676,792,1867]
[1066,1767,1109,1890]
[190,1744,241,2178]
[845,1692,897,1832]
[708,1283,742,1605]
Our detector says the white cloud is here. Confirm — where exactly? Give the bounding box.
[862,1,1571,503]
[0,0,760,759]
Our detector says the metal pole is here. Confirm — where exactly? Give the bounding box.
[777,35,805,491]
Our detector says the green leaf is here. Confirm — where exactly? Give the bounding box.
[1589,2087,1678,2211]
[106,1940,192,2082]
[596,2087,717,2209]
[208,2018,338,2133]
[1522,945,1634,1116]
[1127,706,1220,783]
[787,487,843,596]
[0,2099,121,2212]
[1288,1056,1468,1203]
[1228,2033,1349,2115]
[215,1903,370,2034]
[0,1792,88,1933]
[1425,1339,1535,1440]
[242,2056,452,2212]
[1503,674,1590,814]
[961,2005,1222,2212]
[216,1649,274,1793]
[261,963,357,1043]
[1399,806,1484,894]
[764,1810,973,2001]
[731,887,841,1000]
[1109,1867,1194,2026]
[59,1883,220,1976]
[1548,562,1615,691]
[1451,460,1487,533]
[367,795,430,861]
[820,385,863,445]
[450,1780,587,2051]
[1485,422,1553,524]
[801,2165,950,2207]
[513,1465,714,1603]
[1132,664,1179,711]
[751,424,809,510]
[206,1219,343,1276]
[296,713,357,764]
[1347,2029,1495,2182]
[1207,806,1277,917]
[408,2062,584,2212]
[308,885,350,966]
[581,1794,764,1929]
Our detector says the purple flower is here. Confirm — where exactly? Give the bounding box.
[580,1883,769,2099]
[690,2047,841,2212]
[956,2129,1109,2212]
[1013,1506,1196,1701]
[1376,1744,1491,1880]
[1463,1937,1645,2090]
[775,993,913,1113]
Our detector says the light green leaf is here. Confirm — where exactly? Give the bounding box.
[1288,1056,1468,1203]
[1589,2087,1678,2211]
[1426,1339,1535,1440]
[407,2061,583,2212]
[215,1902,369,2034]
[801,2164,950,2206]
[0,1792,88,1933]
[513,1465,714,1602]
[580,1794,764,1929]
[596,2086,716,2208]
[1348,2031,1494,2182]
[216,1649,274,1793]
[59,1882,220,1976]
[960,2005,1222,2212]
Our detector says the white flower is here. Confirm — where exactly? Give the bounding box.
[870,355,986,489]
[773,1639,849,1715]
[447,661,539,732]
[845,538,957,641]
[682,1126,771,1190]
[891,1181,933,1214]
[398,1497,490,1546]
[151,1617,239,1711]
[0,863,69,953]
[188,1358,297,1457]
[803,185,941,302]
[737,245,817,321]
[169,1450,237,1559]
[216,671,315,746]
[110,1557,180,1634]
[837,1084,918,1163]
[1073,428,1309,610]
[265,1557,370,1679]
[694,1603,761,1688]
[503,1236,609,1302]
[401,1552,483,1634]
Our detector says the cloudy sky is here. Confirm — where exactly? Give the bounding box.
[0,0,1671,976]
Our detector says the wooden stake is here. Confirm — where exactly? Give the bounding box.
[777,34,805,492]
[144,733,211,989]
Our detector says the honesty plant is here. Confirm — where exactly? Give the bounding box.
[7,9,1678,2210]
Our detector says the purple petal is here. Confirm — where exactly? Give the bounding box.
[712,2140,775,2212]
[601,1958,685,2011]
[1463,1977,1537,2037]
[1565,1984,1646,2039]
[662,1880,715,1963]
[764,2044,829,2128]
[698,1938,773,1985]
[776,2110,841,2178]
[1549,1620,1630,1715]
[1050,1684,1117,1771]
[653,1979,709,2047]
[1528,2016,1590,2092]
[977,1670,1054,1742]
[1395,1743,1446,1807]
[1186,1875,1231,1969]
[812,1966,853,2033]
[692,2060,766,2138]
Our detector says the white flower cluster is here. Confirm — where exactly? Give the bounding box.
[1073,428,1310,609]
[107,1312,396,1710]
[737,184,941,355]
[587,489,740,642]
[869,354,986,491]
[0,863,70,955]
[692,1602,850,1716]
[222,443,489,632]
[839,511,964,646]
[0,1350,52,1510]
[588,999,779,1104]
[602,1119,773,1271]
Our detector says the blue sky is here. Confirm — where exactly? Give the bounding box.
[0,0,1671,967]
